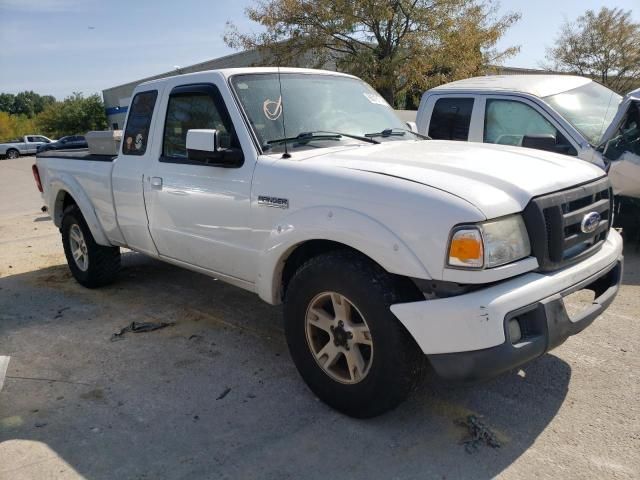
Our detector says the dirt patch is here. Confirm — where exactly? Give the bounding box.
[79,389,105,402]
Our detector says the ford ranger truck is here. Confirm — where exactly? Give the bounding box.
[34,68,624,418]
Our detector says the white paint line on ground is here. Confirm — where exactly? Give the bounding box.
[0,356,10,392]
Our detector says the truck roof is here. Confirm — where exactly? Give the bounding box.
[137,67,356,88]
[428,74,593,98]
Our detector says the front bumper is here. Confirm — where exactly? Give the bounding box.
[390,229,624,381]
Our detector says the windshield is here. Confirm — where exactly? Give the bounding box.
[230,73,409,152]
[544,81,621,146]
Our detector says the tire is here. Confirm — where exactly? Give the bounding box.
[6,149,19,159]
[61,205,120,288]
[284,250,425,418]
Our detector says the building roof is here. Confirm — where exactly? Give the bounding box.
[429,74,593,98]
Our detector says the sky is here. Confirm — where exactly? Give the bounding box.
[0,0,638,99]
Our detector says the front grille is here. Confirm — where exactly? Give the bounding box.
[523,177,612,272]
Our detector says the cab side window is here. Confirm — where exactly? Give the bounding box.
[428,98,474,141]
[123,90,158,156]
[162,84,238,163]
[484,99,577,155]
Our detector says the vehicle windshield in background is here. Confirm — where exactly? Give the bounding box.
[544,82,621,146]
[230,73,410,152]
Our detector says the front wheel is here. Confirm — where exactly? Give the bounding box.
[61,206,121,288]
[284,251,425,418]
[6,149,19,159]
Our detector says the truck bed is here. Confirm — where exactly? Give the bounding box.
[36,149,117,162]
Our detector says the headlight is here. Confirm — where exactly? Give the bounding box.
[448,215,530,269]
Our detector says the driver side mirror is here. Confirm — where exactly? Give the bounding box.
[186,129,244,168]
[521,134,557,152]
[602,137,624,161]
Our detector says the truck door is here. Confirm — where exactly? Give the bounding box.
[482,96,579,156]
[25,136,39,154]
[111,88,163,255]
[604,100,640,198]
[144,81,256,282]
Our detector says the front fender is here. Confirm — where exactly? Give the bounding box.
[256,206,431,304]
[49,173,111,246]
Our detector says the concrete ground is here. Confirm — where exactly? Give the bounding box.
[0,157,638,480]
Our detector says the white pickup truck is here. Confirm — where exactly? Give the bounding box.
[1,135,54,159]
[416,75,640,199]
[34,68,623,417]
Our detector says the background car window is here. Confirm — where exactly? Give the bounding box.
[123,90,158,156]
[428,98,474,141]
[162,91,234,160]
[27,136,36,142]
[484,99,577,155]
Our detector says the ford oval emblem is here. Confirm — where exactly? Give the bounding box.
[580,211,601,234]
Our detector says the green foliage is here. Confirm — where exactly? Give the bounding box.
[36,93,108,138]
[0,91,56,117]
[0,112,36,143]
[546,7,640,94]
[224,0,520,107]
[0,92,107,141]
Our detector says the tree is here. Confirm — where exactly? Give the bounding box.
[0,112,36,143]
[224,0,520,107]
[0,94,15,115]
[36,93,107,138]
[546,7,640,93]
[0,91,57,117]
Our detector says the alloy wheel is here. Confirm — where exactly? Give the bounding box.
[305,291,374,384]
[69,224,89,271]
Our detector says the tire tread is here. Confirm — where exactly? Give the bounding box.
[284,249,424,418]
[61,205,120,288]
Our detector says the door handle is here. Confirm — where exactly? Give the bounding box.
[150,176,163,190]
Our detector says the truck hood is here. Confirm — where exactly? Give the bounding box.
[298,140,605,218]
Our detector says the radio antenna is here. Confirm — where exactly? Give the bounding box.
[277,64,291,159]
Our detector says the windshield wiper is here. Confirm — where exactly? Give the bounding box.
[265,130,379,150]
[365,127,431,140]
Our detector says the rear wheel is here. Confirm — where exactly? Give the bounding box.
[6,149,19,159]
[61,206,120,288]
[284,250,425,418]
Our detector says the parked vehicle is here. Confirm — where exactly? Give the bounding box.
[34,68,623,417]
[37,135,88,153]
[1,135,54,159]
[416,75,640,198]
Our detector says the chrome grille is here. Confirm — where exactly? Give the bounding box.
[523,177,612,272]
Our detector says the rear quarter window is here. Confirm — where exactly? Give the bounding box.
[123,90,158,156]
[428,98,475,141]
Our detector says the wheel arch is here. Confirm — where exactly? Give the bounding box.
[255,206,431,305]
[50,181,111,246]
